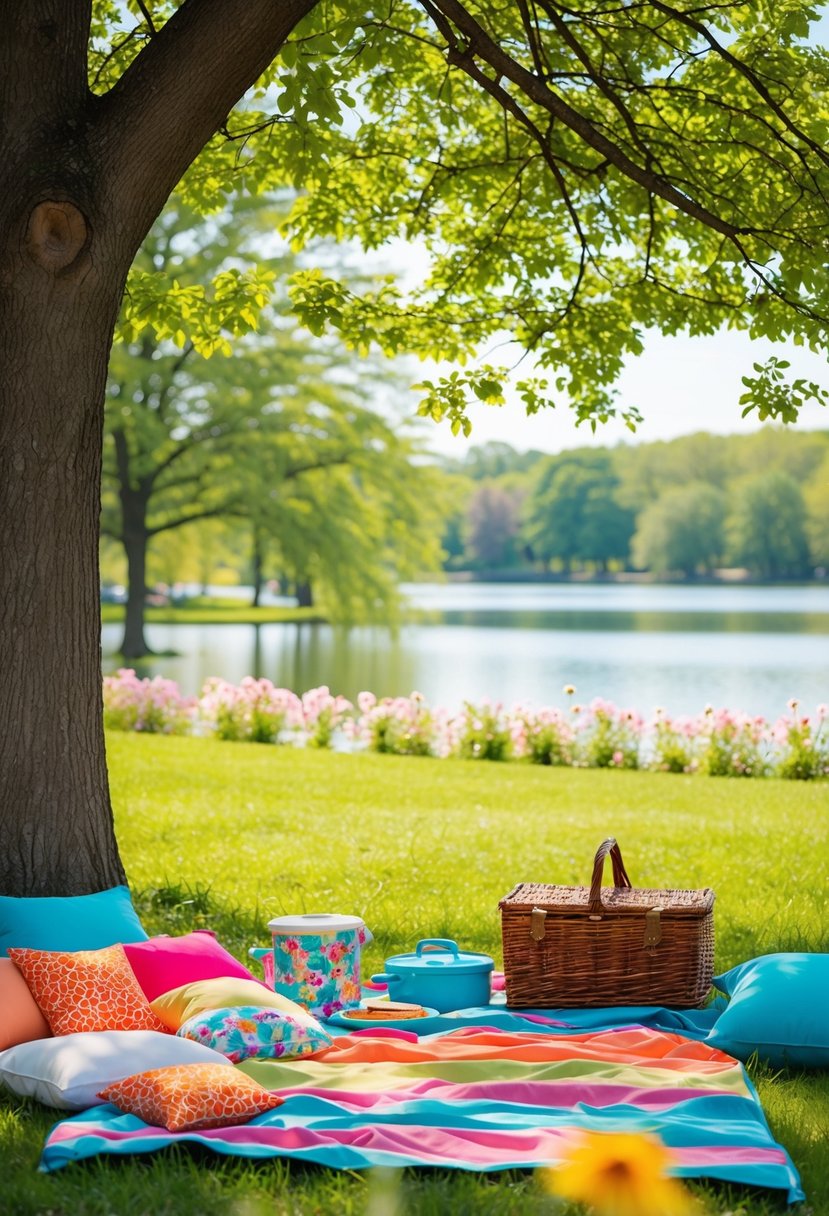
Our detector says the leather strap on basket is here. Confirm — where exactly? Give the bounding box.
[588,838,633,915]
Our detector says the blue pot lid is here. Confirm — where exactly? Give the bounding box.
[384,939,494,974]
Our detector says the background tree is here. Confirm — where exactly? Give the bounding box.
[149,519,241,597]
[632,483,727,577]
[615,434,731,515]
[104,197,443,654]
[464,484,523,571]
[257,453,446,621]
[4,2,829,896]
[453,442,545,482]
[803,453,829,573]
[727,472,811,580]
[438,472,476,573]
[524,452,633,574]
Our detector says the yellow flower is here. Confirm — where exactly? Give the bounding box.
[542,1130,695,1216]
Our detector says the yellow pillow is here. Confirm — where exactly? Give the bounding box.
[151,976,311,1032]
[98,1062,282,1131]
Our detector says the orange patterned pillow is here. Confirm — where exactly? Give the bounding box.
[98,1062,283,1131]
[8,944,168,1037]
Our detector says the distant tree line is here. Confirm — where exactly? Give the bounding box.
[438,430,829,580]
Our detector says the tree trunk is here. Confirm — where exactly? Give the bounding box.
[0,203,127,896]
[112,428,154,658]
[251,624,263,678]
[121,527,153,659]
[296,579,314,609]
[251,527,265,609]
[0,0,318,898]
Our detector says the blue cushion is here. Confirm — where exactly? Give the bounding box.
[707,952,829,1068]
[0,885,148,957]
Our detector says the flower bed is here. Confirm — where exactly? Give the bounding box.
[103,670,828,780]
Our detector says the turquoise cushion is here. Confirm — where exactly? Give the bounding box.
[0,886,147,957]
[707,952,829,1068]
[177,1005,332,1064]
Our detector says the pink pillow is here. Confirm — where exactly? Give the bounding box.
[123,931,260,1003]
[0,958,52,1051]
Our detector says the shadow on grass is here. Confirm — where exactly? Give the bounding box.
[132,880,270,969]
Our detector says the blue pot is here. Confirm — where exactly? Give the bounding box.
[371,938,493,1013]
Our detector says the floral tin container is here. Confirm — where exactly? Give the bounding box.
[264,913,372,1018]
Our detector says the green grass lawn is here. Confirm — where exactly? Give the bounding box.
[101,599,323,627]
[3,734,828,1215]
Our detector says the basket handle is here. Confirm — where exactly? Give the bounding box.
[588,838,632,915]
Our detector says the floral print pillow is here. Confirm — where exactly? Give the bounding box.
[176,1005,332,1064]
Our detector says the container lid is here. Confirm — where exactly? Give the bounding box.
[268,913,365,935]
[384,938,493,974]
[499,883,714,914]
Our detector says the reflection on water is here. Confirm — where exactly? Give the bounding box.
[102,583,829,720]
[421,608,829,633]
[401,581,829,615]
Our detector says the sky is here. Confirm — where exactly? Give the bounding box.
[415,330,829,460]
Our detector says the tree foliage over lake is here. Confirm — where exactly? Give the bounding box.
[92,0,829,437]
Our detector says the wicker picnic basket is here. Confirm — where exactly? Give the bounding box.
[499,838,714,1008]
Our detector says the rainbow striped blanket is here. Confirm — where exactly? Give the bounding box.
[40,1019,804,1202]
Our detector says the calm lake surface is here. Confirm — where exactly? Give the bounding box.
[102,582,829,720]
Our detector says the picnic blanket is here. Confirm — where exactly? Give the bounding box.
[39,1016,804,1202]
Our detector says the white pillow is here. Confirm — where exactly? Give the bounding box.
[0,1029,233,1110]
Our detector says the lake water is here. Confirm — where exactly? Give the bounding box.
[101,582,829,720]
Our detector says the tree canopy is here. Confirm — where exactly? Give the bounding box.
[91,0,829,433]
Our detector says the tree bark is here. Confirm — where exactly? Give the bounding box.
[0,209,128,895]
[296,579,314,609]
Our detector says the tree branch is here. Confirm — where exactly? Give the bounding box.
[147,505,237,537]
[93,0,318,258]
[649,0,829,170]
[418,0,743,240]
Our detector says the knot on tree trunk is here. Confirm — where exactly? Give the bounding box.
[25,200,89,274]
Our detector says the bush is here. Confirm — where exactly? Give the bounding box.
[513,706,575,766]
[349,691,435,756]
[773,702,829,780]
[103,668,194,734]
[698,708,769,778]
[576,699,641,770]
[649,711,699,774]
[301,685,353,749]
[449,700,513,762]
[199,677,302,743]
[102,672,828,781]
